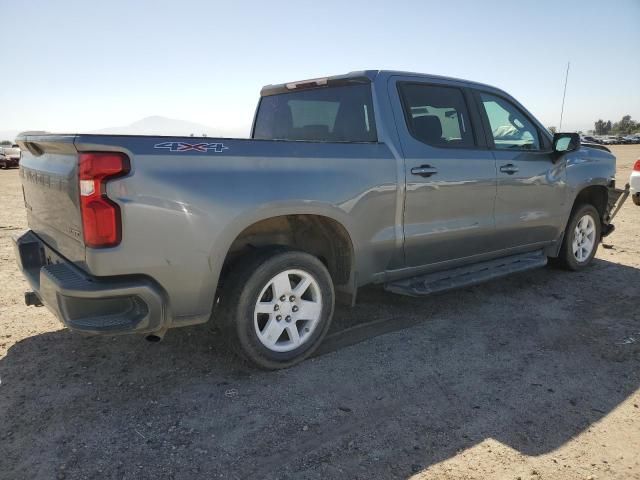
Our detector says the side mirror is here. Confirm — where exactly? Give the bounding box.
[553,132,580,154]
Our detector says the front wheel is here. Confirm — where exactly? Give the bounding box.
[217,249,335,370]
[555,204,601,270]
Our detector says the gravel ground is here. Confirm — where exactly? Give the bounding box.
[1,146,639,480]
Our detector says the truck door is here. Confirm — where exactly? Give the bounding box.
[473,91,567,249]
[389,78,498,267]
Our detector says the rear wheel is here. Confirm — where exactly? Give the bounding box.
[555,204,601,270]
[217,248,335,369]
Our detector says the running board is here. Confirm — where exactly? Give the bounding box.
[384,250,547,297]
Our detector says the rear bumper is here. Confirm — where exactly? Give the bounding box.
[13,230,167,335]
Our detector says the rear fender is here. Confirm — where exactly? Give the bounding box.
[204,202,359,297]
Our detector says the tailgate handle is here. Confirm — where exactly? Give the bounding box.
[411,165,438,177]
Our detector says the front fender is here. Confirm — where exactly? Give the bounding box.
[564,147,616,218]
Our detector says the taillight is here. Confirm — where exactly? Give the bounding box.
[78,152,130,248]
[634,159,640,171]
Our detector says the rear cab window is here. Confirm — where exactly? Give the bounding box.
[252,84,377,142]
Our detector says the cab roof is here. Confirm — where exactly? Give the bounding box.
[260,70,499,96]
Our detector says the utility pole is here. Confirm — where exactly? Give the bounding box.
[559,61,570,131]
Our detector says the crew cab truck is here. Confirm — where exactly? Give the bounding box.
[14,70,628,369]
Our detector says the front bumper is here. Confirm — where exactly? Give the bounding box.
[13,230,166,334]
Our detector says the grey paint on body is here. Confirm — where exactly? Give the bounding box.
[15,70,617,332]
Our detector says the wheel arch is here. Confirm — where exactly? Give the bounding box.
[219,214,355,287]
[208,205,358,301]
[570,184,609,223]
[549,183,609,259]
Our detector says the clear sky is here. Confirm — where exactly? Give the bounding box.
[2,0,639,136]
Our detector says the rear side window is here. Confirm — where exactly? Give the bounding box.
[399,83,475,148]
[253,85,377,142]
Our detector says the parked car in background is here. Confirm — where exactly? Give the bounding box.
[0,145,21,168]
[581,135,599,144]
[622,135,640,144]
[13,70,629,369]
[631,159,640,206]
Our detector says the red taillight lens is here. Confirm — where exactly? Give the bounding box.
[634,159,640,171]
[79,152,130,248]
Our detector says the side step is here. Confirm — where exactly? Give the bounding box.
[384,250,547,297]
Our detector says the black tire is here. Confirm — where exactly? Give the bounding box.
[217,248,335,370]
[633,195,640,207]
[555,204,601,271]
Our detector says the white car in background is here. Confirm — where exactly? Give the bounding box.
[631,158,640,206]
[0,145,21,169]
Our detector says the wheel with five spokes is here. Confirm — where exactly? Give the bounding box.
[556,204,601,271]
[218,248,335,369]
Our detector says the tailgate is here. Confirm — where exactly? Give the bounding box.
[17,135,85,264]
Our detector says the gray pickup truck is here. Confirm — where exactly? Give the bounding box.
[14,70,628,369]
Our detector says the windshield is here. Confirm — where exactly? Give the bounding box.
[252,84,377,142]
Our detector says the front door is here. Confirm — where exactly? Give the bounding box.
[475,91,567,249]
[390,79,498,268]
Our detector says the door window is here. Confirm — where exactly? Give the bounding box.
[479,93,541,150]
[399,83,475,148]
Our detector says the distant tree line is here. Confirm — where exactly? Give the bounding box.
[547,115,639,136]
[0,140,12,146]
[593,115,639,135]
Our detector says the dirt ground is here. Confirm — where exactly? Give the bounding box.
[1,146,639,480]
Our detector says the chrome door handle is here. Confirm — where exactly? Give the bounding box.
[411,165,438,177]
[500,164,519,174]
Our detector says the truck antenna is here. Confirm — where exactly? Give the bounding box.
[559,61,570,131]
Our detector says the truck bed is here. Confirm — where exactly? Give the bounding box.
[16,132,397,327]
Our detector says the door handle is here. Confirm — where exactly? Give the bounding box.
[411,165,438,177]
[500,163,519,174]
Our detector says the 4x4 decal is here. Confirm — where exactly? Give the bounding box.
[154,141,229,153]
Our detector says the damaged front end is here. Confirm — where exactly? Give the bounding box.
[602,183,630,237]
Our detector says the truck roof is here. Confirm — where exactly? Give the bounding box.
[260,70,501,96]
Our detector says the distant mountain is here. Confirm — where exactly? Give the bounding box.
[92,116,249,138]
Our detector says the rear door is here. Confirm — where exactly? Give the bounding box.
[473,91,567,249]
[389,78,498,267]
